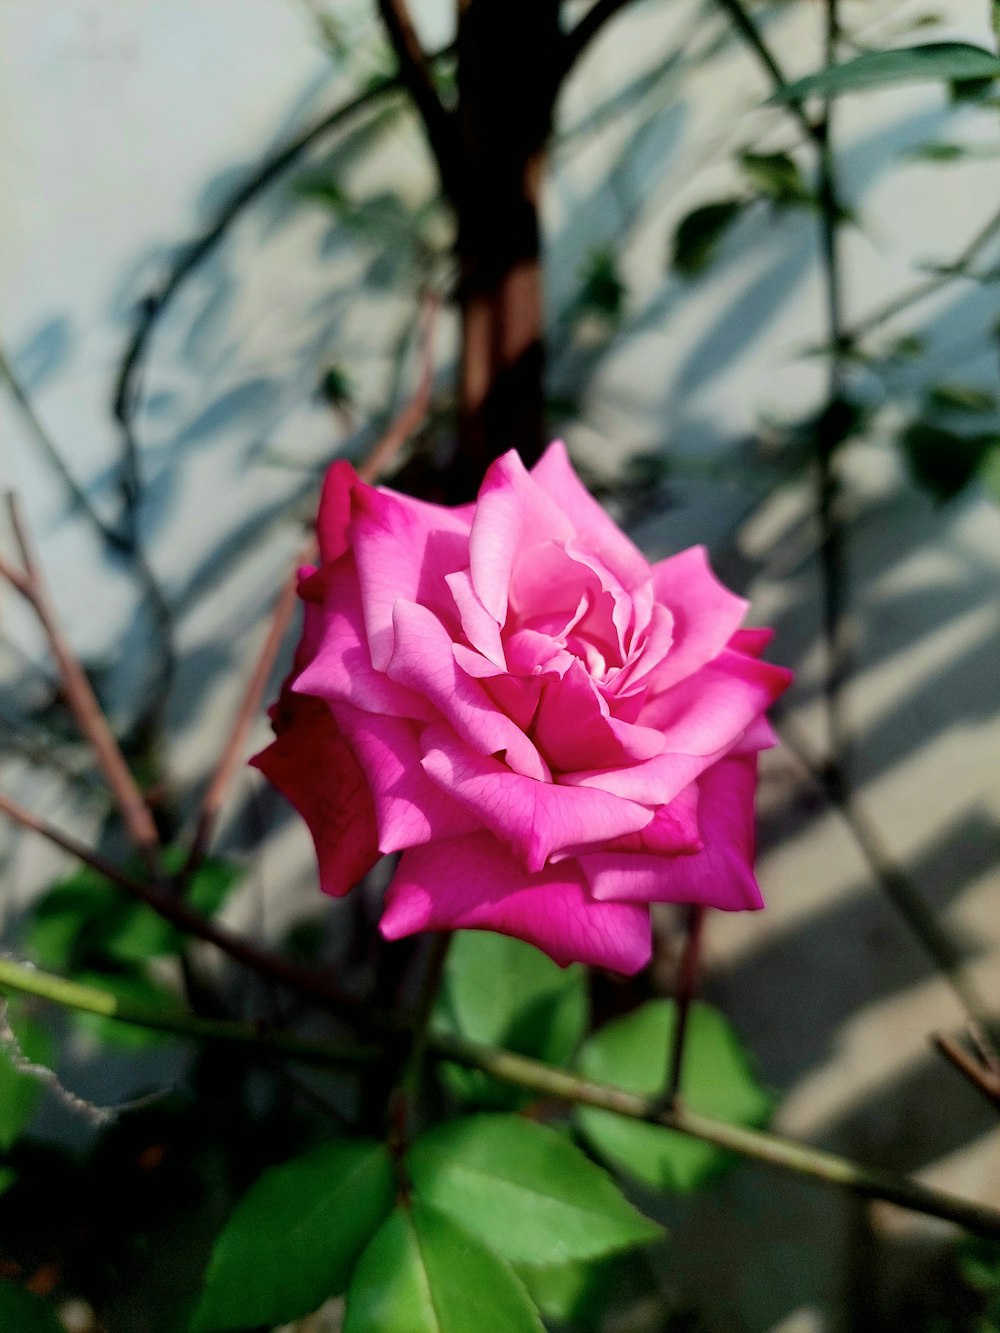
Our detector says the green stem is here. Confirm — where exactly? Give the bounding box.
[0,958,379,1065]
[430,1032,1000,1240]
[6,956,1000,1238]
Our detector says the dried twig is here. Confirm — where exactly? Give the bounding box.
[1,495,162,870]
[935,1030,1000,1113]
[0,789,357,1018]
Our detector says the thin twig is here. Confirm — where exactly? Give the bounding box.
[5,955,1000,1238]
[934,1031,1000,1113]
[562,0,639,77]
[376,1,458,190]
[660,904,706,1109]
[2,495,162,869]
[0,789,359,1018]
[181,293,440,883]
[713,0,820,144]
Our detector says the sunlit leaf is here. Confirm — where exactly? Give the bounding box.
[344,1201,542,1333]
[408,1114,661,1265]
[670,200,745,278]
[773,43,1000,102]
[433,932,587,1109]
[192,1140,395,1331]
[576,1000,773,1192]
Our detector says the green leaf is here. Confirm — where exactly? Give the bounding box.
[433,932,587,1109]
[927,383,997,415]
[738,151,812,206]
[408,1114,660,1266]
[670,200,745,278]
[514,1252,643,1331]
[773,43,1000,102]
[576,247,626,322]
[576,1001,773,1192]
[0,1282,65,1333]
[344,1201,543,1333]
[0,1012,55,1151]
[899,421,998,501]
[192,1139,395,1331]
[25,866,120,970]
[0,1166,16,1196]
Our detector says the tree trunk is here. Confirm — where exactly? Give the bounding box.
[445,0,562,501]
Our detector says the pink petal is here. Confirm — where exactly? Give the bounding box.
[251,691,378,898]
[380,832,652,973]
[531,441,651,592]
[352,483,471,671]
[331,701,480,853]
[603,781,702,854]
[729,626,774,659]
[560,746,718,807]
[641,649,793,757]
[316,459,357,563]
[583,755,763,910]
[387,599,550,782]
[531,660,665,774]
[650,547,749,690]
[293,555,436,722]
[469,450,573,624]
[446,568,505,666]
[418,723,653,872]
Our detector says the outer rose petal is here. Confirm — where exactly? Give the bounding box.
[316,459,357,563]
[418,723,654,872]
[531,441,651,593]
[250,691,378,898]
[330,700,479,853]
[650,546,749,690]
[583,755,763,910]
[381,832,652,973]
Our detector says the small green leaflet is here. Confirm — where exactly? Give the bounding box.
[433,932,587,1109]
[191,1140,395,1331]
[900,422,999,502]
[772,43,1000,102]
[0,1282,64,1333]
[407,1114,661,1266]
[344,1200,543,1333]
[670,200,745,278]
[576,1000,773,1192]
[0,1011,55,1152]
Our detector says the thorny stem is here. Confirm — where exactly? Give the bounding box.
[3,956,999,1240]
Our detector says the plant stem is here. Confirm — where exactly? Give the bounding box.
[661,904,706,1108]
[430,1032,1000,1239]
[4,955,999,1238]
[0,958,378,1064]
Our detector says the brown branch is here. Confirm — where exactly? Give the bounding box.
[377,1,459,190]
[0,789,358,1018]
[562,0,638,77]
[2,495,162,870]
[935,1031,1000,1113]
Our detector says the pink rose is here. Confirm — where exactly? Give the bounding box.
[253,442,791,974]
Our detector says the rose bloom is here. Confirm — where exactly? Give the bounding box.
[253,442,791,974]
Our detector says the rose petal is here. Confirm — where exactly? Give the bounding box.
[331,701,480,853]
[387,599,551,782]
[650,547,749,690]
[293,555,436,722]
[531,441,651,592]
[251,691,378,898]
[583,756,763,910]
[641,649,793,757]
[446,568,505,666]
[316,459,357,563]
[352,483,472,670]
[602,781,702,855]
[380,832,652,973]
[531,660,665,774]
[469,450,573,624]
[418,722,653,872]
